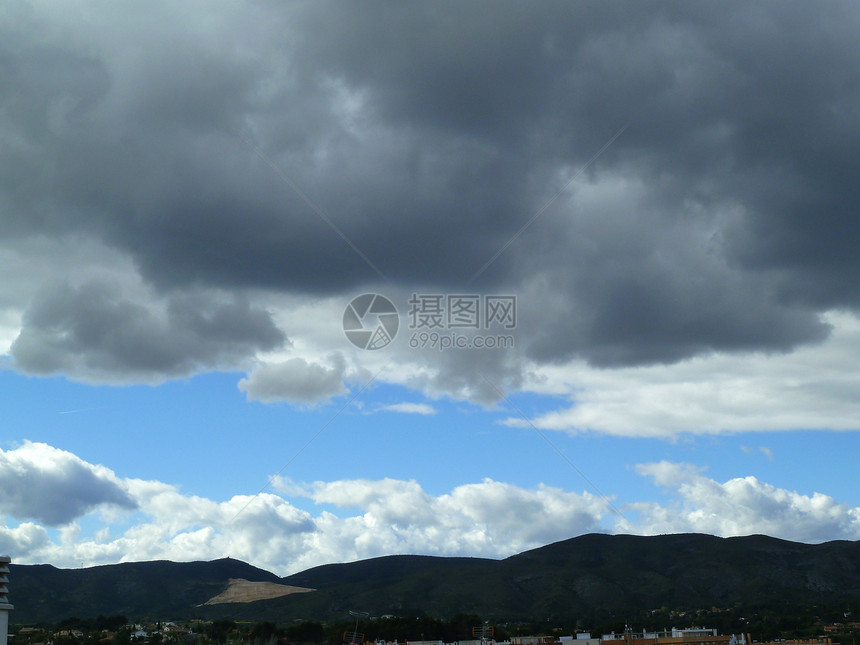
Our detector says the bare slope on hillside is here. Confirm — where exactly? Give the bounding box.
[203,578,314,605]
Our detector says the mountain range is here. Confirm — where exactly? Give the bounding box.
[8,533,860,625]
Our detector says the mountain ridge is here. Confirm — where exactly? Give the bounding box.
[9,533,860,625]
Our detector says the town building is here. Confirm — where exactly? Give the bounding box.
[0,556,12,645]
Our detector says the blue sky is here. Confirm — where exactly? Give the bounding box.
[1,367,836,508]
[3,1,860,576]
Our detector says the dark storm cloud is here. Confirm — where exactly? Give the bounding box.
[2,0,860,371]
[11,281,285,380]
[516,190,833,366]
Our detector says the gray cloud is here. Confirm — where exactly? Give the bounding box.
[11,280,285,382]
[2,0,860,383]
[238,354,348,404]
[0,442,136,526]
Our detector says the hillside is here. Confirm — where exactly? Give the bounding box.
[9,558,280,624]
[9,534,860,625]
[202,579,314,605]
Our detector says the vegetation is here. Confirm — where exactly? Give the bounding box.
[12,608,860,645]
[9,534,860,632]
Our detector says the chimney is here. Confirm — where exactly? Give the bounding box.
[0,556,12,645]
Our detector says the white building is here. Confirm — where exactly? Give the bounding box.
[0,556,12,645]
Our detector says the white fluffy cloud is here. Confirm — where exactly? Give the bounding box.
[287,477,606,565]
[0,442,136,525]
[508,310,860,437]
[0,442,607,574]
[4,443,860,576]
[625,461,860,543]
[0,522,50,555]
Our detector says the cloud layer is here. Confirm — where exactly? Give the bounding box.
[3,442,860,575]
[506,311,860,437]
[12,281,285,382]
[1,1,860,409]
[629,461,860,543]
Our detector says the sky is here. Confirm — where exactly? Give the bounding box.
[2,0,860,577]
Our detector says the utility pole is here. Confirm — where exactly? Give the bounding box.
[346,610,370,645]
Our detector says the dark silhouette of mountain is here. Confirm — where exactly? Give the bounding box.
[9,534,860,625]
[9,557,280,624]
